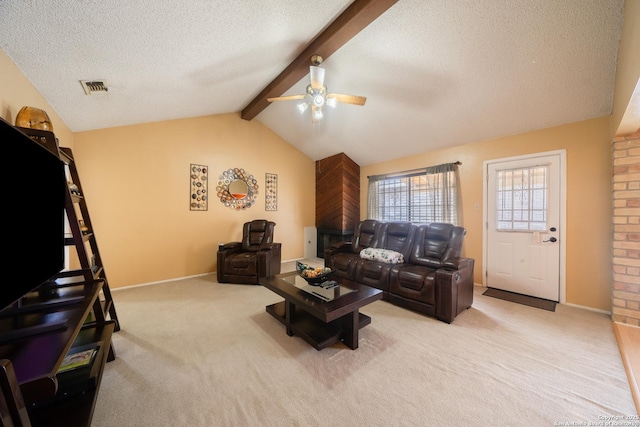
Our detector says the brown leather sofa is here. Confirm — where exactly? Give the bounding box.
[324,220,474,323]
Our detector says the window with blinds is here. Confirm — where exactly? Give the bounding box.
[495,165,548,231]
[367,163,460,224]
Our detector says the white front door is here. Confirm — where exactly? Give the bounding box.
[484,151,565,301]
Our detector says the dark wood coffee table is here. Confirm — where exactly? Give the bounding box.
[259,271,382,350]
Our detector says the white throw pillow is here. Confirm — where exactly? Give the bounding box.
[360,248,404,264]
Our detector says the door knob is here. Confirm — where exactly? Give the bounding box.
[543,237,557,243]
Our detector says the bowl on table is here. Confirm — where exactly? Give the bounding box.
[296,261,334,286]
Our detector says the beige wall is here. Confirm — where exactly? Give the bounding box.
[1,49,315,290]
[73,114,316,288]
[361,117,613,311]
[0,48,80,270]
[0,49,73,147]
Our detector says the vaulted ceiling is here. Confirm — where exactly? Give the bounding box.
[0,0,625,166]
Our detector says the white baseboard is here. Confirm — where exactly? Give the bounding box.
[112,257,320,291]
[111,272,214,291]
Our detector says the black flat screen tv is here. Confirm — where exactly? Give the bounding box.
[0,117,65,312]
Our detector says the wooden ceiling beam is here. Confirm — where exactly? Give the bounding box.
[240,0,398,121]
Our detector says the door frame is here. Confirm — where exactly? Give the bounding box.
[482,150,567,304]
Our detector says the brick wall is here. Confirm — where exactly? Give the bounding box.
[612,130,640,326]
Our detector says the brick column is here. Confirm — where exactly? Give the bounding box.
[612,130,640,326]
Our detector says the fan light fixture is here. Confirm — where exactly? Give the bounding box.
[267,54,366,123]
[297,57,333,121]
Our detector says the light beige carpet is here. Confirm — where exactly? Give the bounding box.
[92,266,637,426]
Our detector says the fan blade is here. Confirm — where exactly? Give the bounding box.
[267,94,307,102]
[327,93,367,106]
[309,66,325,90]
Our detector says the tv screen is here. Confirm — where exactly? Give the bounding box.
[0,118,65,311]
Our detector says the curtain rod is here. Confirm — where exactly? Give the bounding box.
[367,161,461,179]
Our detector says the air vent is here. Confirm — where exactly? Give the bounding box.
[80,80,109,95]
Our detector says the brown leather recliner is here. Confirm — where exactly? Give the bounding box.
[217,220,281,284]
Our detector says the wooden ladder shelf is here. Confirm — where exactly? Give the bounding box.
[57,146,120,332]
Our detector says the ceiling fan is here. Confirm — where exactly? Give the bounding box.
[267,55,366,123]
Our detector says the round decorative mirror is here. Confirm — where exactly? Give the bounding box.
[216,168,259,210]
[228,180,248,199]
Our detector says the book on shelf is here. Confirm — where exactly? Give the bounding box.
[57,346,98,373]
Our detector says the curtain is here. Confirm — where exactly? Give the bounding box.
[367,174,385,220]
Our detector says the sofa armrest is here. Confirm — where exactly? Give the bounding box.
[257,243,282,277]
[442,257,473,271]
[330,241,352,252]
[217,242,242,283]
[434,258,475,323]
[324,241,353,269]
[220,242,242,251]
[259,243,280,251]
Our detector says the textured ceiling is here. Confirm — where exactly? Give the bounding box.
[0,0,625,166]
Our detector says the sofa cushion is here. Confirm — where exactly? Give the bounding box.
[380,222,415,256]
[410,223,454,269]
[331,252,359,280]
[355,259,391,291]
[360,248,404,264]
[389,264,436,306]
[352,219,381,253]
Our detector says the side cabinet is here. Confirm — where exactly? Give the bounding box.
[0,277,115,426]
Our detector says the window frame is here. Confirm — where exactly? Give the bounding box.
[367,163,461,225]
